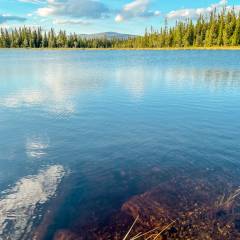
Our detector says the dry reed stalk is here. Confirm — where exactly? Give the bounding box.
[123,216,175,240]
[153,221,175,240]
[123,216,139,240]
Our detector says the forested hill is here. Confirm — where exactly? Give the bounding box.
[0,9,239,49]
[78,32,136,40]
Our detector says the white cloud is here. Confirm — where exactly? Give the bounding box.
[0,14,26,24]
[53,18,91,25]
[18,0,45,3]
[37,7,55,16]
[36,0,109,19]
[115,0,160,22]
[166,0,239,20]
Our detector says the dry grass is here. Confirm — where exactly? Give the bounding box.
[122,216,175,240]
[122,187,240,240]
[216,187,240,209]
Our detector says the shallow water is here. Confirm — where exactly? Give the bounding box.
[0,50,240,239]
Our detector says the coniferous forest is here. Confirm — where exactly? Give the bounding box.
[0,9,240,49]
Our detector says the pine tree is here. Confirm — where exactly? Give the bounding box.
[231,14,240,45]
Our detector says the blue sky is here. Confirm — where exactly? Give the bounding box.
[0,0,239,34]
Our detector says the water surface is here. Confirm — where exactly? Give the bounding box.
[0,50,240,239]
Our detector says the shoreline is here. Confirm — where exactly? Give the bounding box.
[1,47,240,51]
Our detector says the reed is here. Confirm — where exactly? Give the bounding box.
[122,216,175,240]
[216,187,240,209]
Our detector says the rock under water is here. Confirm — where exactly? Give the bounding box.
[53,164,240,240]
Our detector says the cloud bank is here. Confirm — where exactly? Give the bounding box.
[166,0,239,20]
[37,0,109,19]
[13,0,240,27]
[115,0,160,22]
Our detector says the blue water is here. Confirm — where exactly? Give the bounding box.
[0,50,240,239]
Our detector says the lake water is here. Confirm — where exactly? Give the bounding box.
[0,50,240,239]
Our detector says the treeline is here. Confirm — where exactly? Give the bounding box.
[116,9,240,48]
[0,28,114,48]
[0,8,240,49]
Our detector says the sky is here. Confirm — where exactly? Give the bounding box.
[0,0,239,34]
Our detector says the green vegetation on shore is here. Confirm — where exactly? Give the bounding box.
[118,9,240,48]
[0,8,240,49]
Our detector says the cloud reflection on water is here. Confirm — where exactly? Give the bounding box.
[26,136,49,159]
[116,67,147,101]
[115,66,240,100]
[0,58,106,115]
[1,53,240,112]
[0,165,65,240]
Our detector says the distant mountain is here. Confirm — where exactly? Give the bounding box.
[79,32,137,40]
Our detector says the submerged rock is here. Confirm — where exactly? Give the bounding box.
[54,230,83,240]
[93,176,240,240]
[53,164,240,240]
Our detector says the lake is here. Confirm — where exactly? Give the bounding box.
[0,50,240,240]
